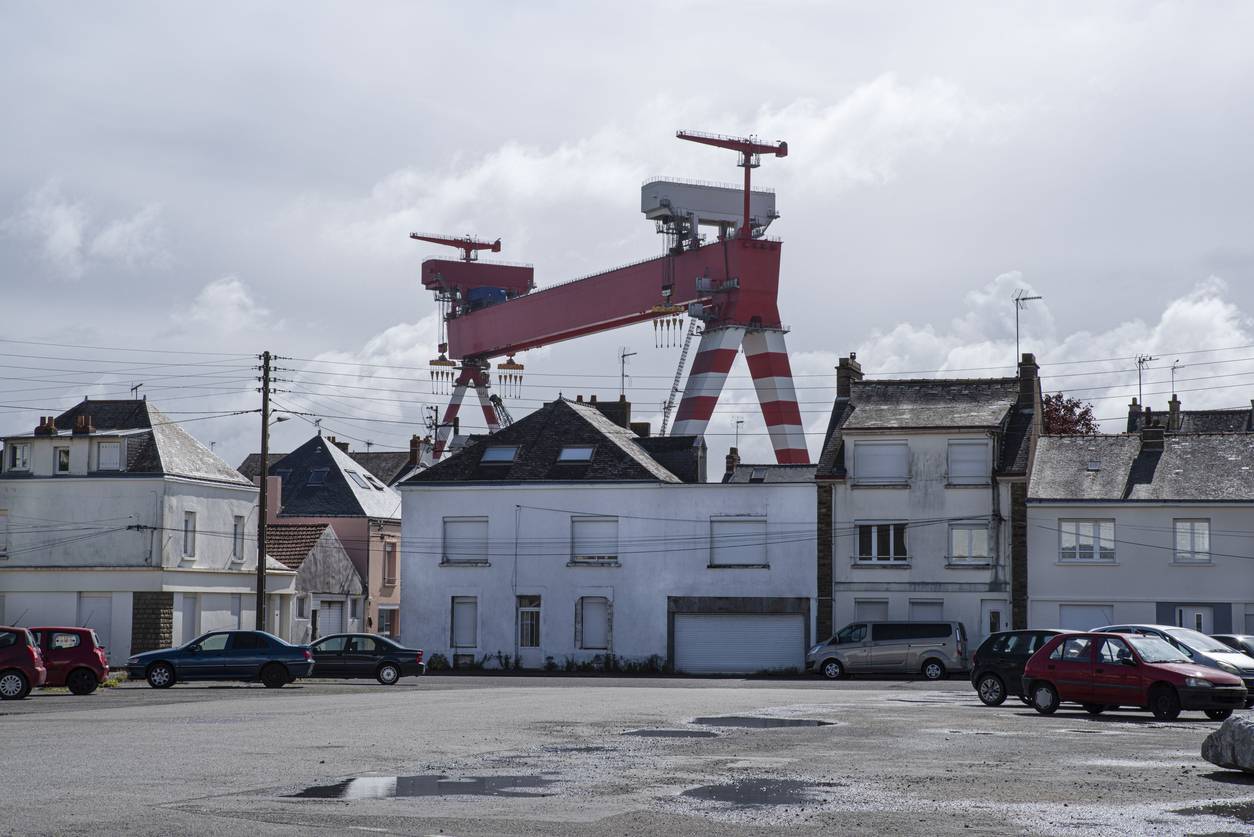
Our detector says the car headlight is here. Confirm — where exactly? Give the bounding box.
[1184,676,1215,688]
[1218,661,1238,674]
[808,645,822,655]
[127,656,139,665]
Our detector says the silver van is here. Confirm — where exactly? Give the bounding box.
[806,621,969,680]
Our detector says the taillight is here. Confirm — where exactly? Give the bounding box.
[28,645,41,664]
[416,650,424,664]
[303,649,313,661]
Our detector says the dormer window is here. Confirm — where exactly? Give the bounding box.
[557,445,595,462]
[481,446,519,464]
[7,443,29,472]
[307,468,329,486]
[749,467,767,483]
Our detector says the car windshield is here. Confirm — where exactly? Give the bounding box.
[1127,636,1190,663]
[1166,628,1235,653]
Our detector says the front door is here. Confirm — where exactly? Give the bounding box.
[1043,635,1096,703]
[183,632,231,679]
[834,623,871,671]
[311,635,349,677]
[1175,606,1214,634]
[516,595,542,669]
[980,601,1005,643]
[1092,636,1140,707]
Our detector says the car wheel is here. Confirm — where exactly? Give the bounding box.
[1031,682,1060,715]
[820,659,845,680]
[1205,708,1233,721]
[976,674,1007,706]
[260,663,289,689]
[1149,685,1181,721]
[1018,696,1034,706]
[0,669,30,700]
[66,668,99,696]
[146,662,175,689]
[376,663,401,686]
[922,659,947,681]
[1082,703,1105,715]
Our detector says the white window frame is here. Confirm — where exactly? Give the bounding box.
[1173,518,1211,563]
[0,508,8,556]
[96,440,121,471]
[377,606,399,637]
[855,521,909,563]
[1059,519,1115,563]
[481,445,519,463]
[383,540,399,584]
[7,443,30,472]
[577,596,610,650]
[947,440,991,486]
[570,516,619,563]
[451,596,477,648]
[517,595,541,648]
[948,523,991,565]
[231,515,246,561]
[852,440,909,485]
[442,516,489,564]
[182,511,197,558]
[709,516,768,567]
[54,446,71,475]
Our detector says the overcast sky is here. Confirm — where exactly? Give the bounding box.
[3,2,1254,466]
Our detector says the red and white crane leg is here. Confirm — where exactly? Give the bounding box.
[473,374,500,434]
[741,328,809,464]
[670,326,746,439]
[432,366,478,460]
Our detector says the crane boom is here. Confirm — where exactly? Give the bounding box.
[409,232,502,261]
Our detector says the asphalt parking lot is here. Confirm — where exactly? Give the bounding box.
[3,675,1253,836]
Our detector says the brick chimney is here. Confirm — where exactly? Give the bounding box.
[34,416,57,436]
[266,475,283,522]
[1018,353,1039,404]
[72,415,95,435]
[1141,422,1165,452]
[725,446,740,477]
[408,434,423,467]
[1127,397,1140,432]
[325,435,350,453]
[1168,393,1181,432]
[836,353,863,398]
[629,421,651,437]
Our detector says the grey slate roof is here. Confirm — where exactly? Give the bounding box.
[723,464,817,483]
[1029,433,1254,502]
[1128,407,1253,433]
[406,398,700,484]
[816,378,1033,480]
[3,399,253,486]
[239,449,417,486]
[270,435,402,520]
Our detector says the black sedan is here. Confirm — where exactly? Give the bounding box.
[126,630,314,689]
[309,633,425,685]
[1214,634,1254,657]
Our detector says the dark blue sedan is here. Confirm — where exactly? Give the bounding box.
[126,630,314,689]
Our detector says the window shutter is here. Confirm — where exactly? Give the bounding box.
[97,441,121,471]
[710,518,767,566]
[580,597,609,649]
[443,518,488,563]
[948,442,990,484]
[452,597,477,647]
[572,517,618,559]
[854,442,908,483]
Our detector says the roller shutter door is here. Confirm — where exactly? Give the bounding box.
[674,613,804,674]
[319,601,345,637]
[1058,604,1113,631]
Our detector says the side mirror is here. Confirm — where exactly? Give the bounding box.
[188,644,200,654]
[1120,656,1136,667]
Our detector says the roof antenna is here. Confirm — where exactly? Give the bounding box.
[365,440,374,452]
[130,383,144,399]
[1170,359,1183,394]
[314,418,323,436]
[1012,289,1042,363]
[1136,354,1158,405]
[734,416,744,448]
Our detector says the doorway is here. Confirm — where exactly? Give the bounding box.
[1175,605,1214,634]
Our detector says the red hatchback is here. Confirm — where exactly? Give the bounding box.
[1023,632,1247,721]
[30,627,110,695]
[0,626,47,700]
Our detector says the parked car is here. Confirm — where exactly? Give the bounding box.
[1022,632,1247,720]
[970,629,1066,706]
[0,626,47,700]
[30,627,110,695]
[807,621,969,681]
[125,630,314,689]
[1212,634,1254,657]
[1094,623,1254,705]
[309,633,425,684]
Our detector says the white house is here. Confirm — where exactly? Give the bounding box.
[1027,425,1254,633]
[399,396,817,674]
[814,353,1042,649]
[0,399,296,662]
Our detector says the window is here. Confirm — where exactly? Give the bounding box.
[749,467,767,483]
[97,441,121,471]
[710,517,767,566]
[350,598,358,619]
[315,635,348,652]
[182,511,197,558]
[451,596,477,648]
[378,607,398,637]
[852,441,908,484]
[571,516,618,562]
[383,541,398,583]
[949,524,990,564]
[297,595,308,619]
[54,447,71,474]
[1174,519,1210,562]
[909,601,944,621]
[365,475,385,490]
[306,468,329,486]
[480,445,519,463]
[0,509,8,556]
[836,623,867,643]
[517,595,541,648]
[1098,637,1132,664]
[349,635,379,653]
[856,523,908,562]
[442,517,488,564]
[231,516,246,561]
[7,443,30,471]
[873,623,951,641]
[230,632,265,651]
[50,632,81,649]
[345,469,370,489]
[947,440,991,485]
[197,633,229,652]
[854,599,889,621]
[1049,636,1093,661]
[1059,519,1115,562]
[578,596,610,650]
[557,445,595,462]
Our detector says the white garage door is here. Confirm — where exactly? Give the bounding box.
[318,601,344,637]
[77,593,113,656]
[674,613,804,675]
[1059,604,1114,631]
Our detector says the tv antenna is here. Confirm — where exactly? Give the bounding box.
[618,347,637,398]
[1171,359,1183,394]
[1136,354,1158,404]
[734,417,745,448]
[130,383,143,398]
[1012,290,1042,362]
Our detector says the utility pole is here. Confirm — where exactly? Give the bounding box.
[1012,290,1042,362]
[1136,354,1157,405]
[256,350,271,631]
[619,347,637,398]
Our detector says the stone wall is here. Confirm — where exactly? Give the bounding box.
[131,591,173,654]
[816,482,834,640]
[1010,482,1028,629]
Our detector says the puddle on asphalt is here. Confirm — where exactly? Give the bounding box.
[692,716,833,729]
[290,774,555,799]
[543,745,614,753]
[1172,801,1254,826]
[624,729,719,738]
[682,778,842,807]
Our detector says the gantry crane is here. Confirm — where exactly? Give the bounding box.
[413,130,808,464]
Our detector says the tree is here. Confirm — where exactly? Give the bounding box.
[1042,392,1099,435]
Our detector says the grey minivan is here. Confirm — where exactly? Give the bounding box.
[807,621,969,681]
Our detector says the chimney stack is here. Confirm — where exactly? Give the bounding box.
[629,421,651,437]
[72,415,95,435]
[1018,353,1039,404]
[1127,397,1140,432]
[1141,422,1165,452]
[325,435,349,453]
[408,434,423,467]
[725,446,741,477]
[34,416,57,436]
[836,353,863,398]
[1168,393,1181,432]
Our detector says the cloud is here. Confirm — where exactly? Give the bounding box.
[178,276,272,333]
[88,204,168,269]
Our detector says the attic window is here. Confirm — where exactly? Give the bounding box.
[1086,460,1101,472]
[481,445,519,464]
[307,468,329,486]
[345,469,370,489]
[749,467,767,483]
[365,475,385,490]
[557,445,595,462]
